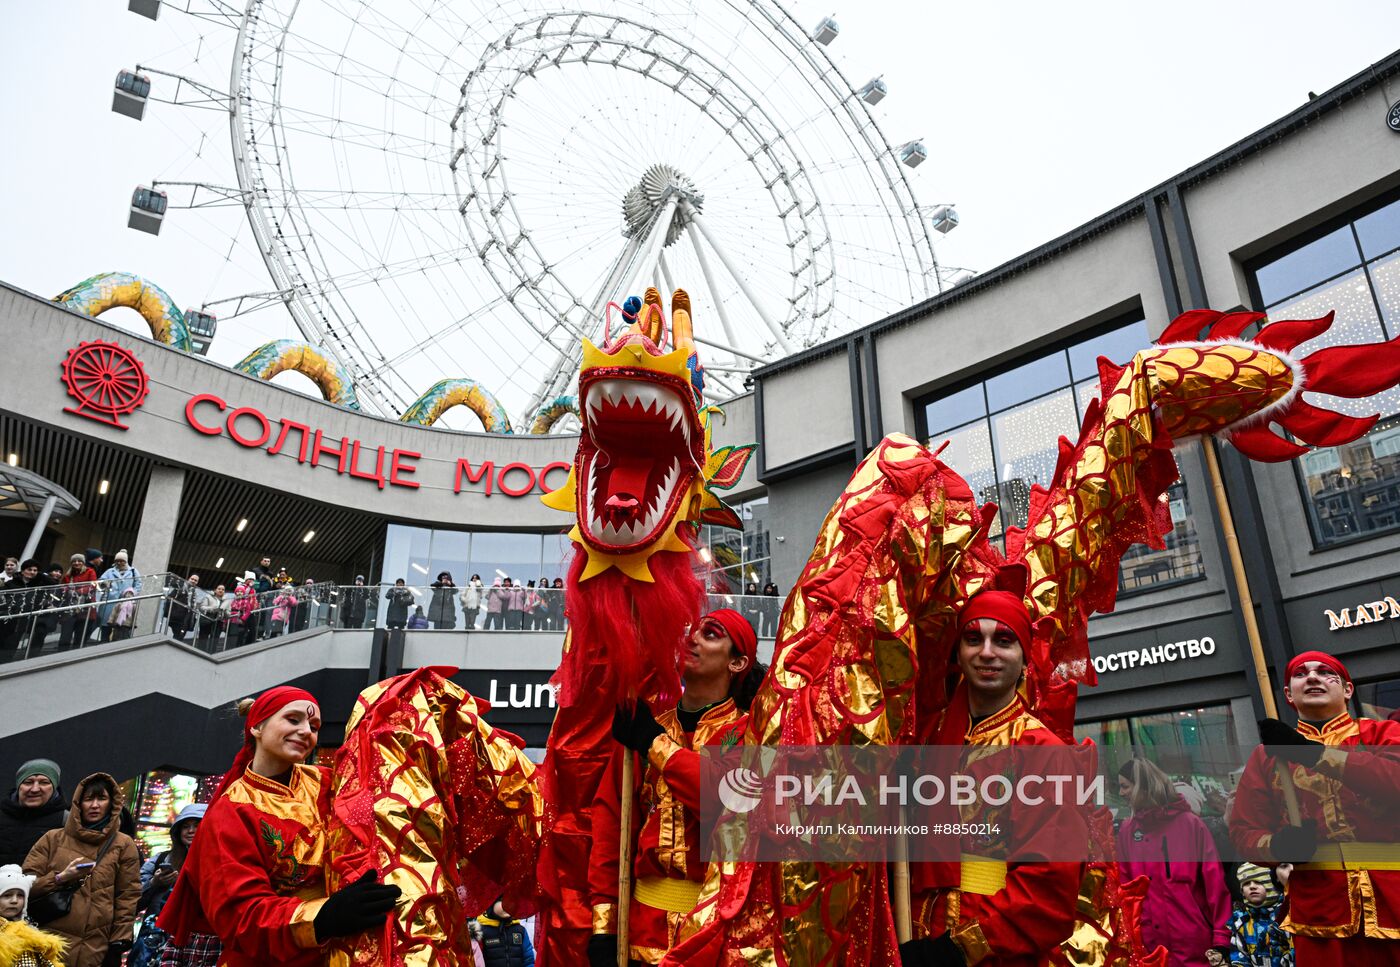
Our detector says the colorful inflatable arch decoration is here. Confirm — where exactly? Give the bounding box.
[55,273,580,433]
[234,340,361,410]
[399,378,512,432]
[528,395,580,435]
[54,272,193,352]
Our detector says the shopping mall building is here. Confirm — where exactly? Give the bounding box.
[2,49,1400,849]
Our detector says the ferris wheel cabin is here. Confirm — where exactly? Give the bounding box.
[859,77,887,105]
[127,0,160,20]
[183,309,217,356]
[811,16,839,45]
[112,70,151,121]
[930,205,960,234]
[128,187,167,235]
[899,140,928,168]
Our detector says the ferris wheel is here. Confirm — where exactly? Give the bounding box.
[120,0,961,427]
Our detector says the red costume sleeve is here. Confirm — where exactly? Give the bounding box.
[648,735,702,812]
[1310,721,1400,799]
[194,799,326,961]
[1229,747,1282,860]
[586,746,640,934]
[963,860,1082,960]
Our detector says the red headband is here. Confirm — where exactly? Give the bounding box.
[1286,650,1351,686]
[160,684,319,945]
[706,608,757,673]
[957,590,1032,650]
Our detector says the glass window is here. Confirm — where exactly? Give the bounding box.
[1252,200,1400,547]
[381,523,432,585]
[469,532,544,587]
[697,497,774,604]
[940,421,1000,534]
[1354,677,1400,719]
[1118,481,1205,591]
[917,317,1205,590]
[1355,197,1400,261]
[542,530,573,583]
[427,531,470,586]
[1067,320,1150,382]
[1255,225,1359,307]
[990,390,1078,529]
[1077,705,1243,821]
[923,383,986,437]
[985,353,1071,412]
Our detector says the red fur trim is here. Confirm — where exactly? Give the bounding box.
[555,546,704,706]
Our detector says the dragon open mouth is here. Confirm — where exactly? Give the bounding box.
[579,374,699,549]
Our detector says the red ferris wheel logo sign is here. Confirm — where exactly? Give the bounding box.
[60,341,151,430]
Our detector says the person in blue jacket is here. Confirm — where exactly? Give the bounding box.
[479,897,534,967]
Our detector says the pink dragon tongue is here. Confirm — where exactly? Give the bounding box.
[605,493,640,512]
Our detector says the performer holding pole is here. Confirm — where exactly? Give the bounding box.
[1231,651,1400,967]
[587,610,762,967]
[900,578,1084,967]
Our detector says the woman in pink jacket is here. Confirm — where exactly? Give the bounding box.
[1116,759,1231,967]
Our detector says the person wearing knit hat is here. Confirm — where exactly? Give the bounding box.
[588,609,762,966]
[0,863,65,967]
[1230,648,1400,966]
[0,762,65,868]
[901,577,1086,967]
[1225,862,1293,966]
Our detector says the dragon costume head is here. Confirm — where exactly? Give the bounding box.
[542,287,754,703]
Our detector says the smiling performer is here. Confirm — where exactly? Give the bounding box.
[899,570,1085,967]
[1230,651,1400,967]
[586,609,761,966]
[158,686,402,966]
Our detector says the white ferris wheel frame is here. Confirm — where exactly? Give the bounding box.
[226,0,943,420]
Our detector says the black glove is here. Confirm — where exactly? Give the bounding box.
[613,702,664,753]
[1271,819,1319,863]
[898,933,966,967]
[313,871,402,942]
[1258,718,1323,766]
[588,933,619,967]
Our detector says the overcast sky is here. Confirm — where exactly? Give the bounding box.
[4,1,1400,414]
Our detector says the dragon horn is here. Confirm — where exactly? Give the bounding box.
[632,286,665,344]
[671,288,693,354]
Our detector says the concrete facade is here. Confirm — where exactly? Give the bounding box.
[750,51,1400,727]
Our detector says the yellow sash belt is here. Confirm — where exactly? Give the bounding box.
[1299,842,1400,871]
[633,876,703,914]
[959,854,1008,896]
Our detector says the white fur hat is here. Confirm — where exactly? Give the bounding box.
[0,864,34,911]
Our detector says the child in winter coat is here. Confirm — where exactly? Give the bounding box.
[0,864,65,967]
[227,583,257,646]
[1225,862,1293,966]
[479,898,534,967]
[269,586,297,637]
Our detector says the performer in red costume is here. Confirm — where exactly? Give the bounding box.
[587,609,761,966]
[1230,651,1400,967]
[900,582,1085,967]
[158,686,402,966]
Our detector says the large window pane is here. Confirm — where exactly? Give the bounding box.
[469,533,544,587]
[1299,414,1400,543]
[985,354,1071,412]
[428,531,470,587]
[1067,320,1150,382]
[1367,251,1400,334]
[1355,677,1400,718]
[1256,225,1360,307]
[923,383,986,437]
[990,390,1078,529]
[934,421,1000,535]
[1270,269,1400,419]
[542,531,573,582]
[381,524,432,585]
[1118,481,1205,591]
[1355,197,1400,260]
